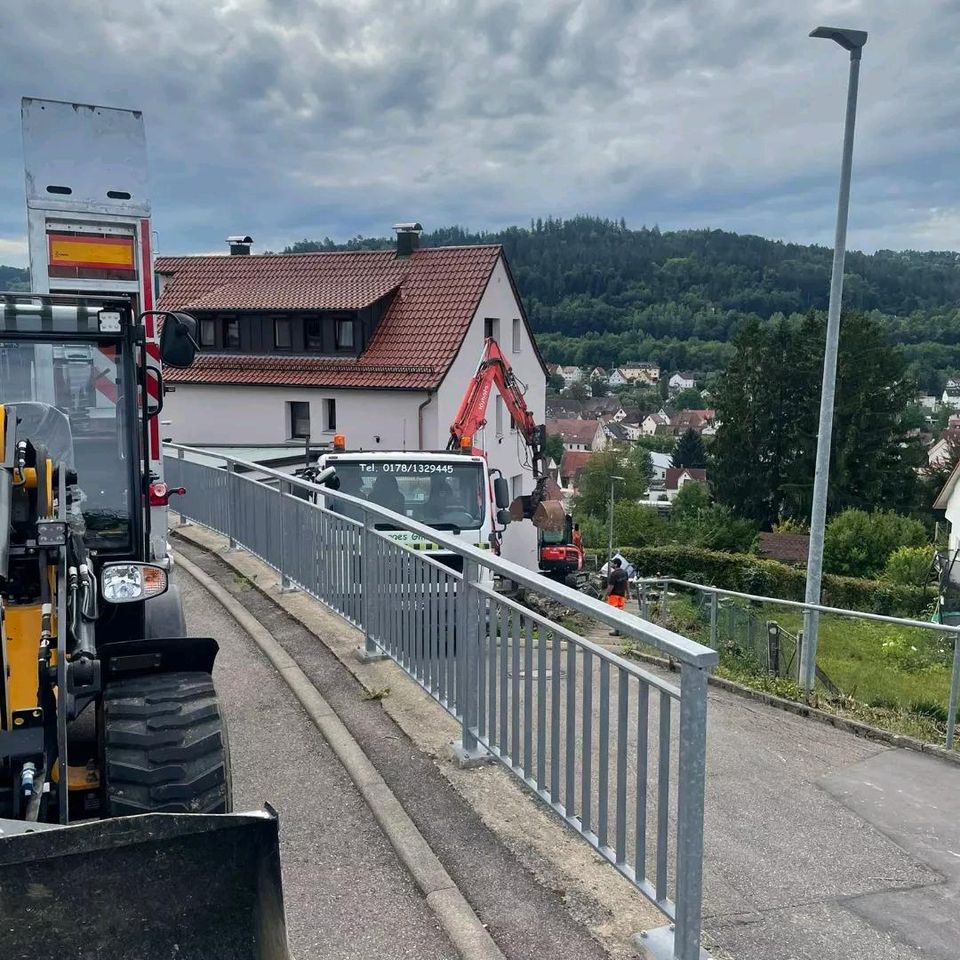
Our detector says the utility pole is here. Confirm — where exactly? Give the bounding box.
[607,474,624,573]
[801,26,868,695]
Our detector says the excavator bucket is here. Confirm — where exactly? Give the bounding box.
[509,495,567,532]
[0,808,289,960]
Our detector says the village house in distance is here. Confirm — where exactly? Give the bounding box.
[155,225,547,567]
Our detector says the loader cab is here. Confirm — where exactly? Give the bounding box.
[0,294,143,557]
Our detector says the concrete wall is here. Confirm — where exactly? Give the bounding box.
[164,384,429,450]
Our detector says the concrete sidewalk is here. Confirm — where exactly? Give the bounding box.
[181,571,459,960]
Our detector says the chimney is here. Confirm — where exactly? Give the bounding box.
[226,234,253,256]
[393,222,422,258]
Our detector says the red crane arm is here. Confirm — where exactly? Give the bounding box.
[448,338,540,455]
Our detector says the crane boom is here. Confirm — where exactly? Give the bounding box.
[448,338,564,531]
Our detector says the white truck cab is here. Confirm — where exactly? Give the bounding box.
[314,449,509,581]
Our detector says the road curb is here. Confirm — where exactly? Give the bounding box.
[174,550,507,960]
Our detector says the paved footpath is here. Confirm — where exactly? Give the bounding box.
[181,574,458,960]
[638,655,960,960]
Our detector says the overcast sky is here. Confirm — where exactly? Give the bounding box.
[1,0,958,267]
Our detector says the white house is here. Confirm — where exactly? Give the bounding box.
[664,467,708,502]
[942,379,960,409]
[649,451,672,488]
[546,418,606,452]
[608,364,660,388]
[558,365,583,387]
[919,394,940,412]
[155,227,546,568]
[641,413,671,436]
[669,372,696,391]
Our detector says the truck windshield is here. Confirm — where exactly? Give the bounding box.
[333,460,486,530]
[0,339,132,550]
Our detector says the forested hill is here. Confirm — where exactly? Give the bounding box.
[286,217,960,392]
[0,265,29,291]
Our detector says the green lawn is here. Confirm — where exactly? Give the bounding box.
[637,591,958,746]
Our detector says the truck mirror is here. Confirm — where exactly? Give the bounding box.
[497,508,512,526]
[159,312,200,369]
[493,477,510,509]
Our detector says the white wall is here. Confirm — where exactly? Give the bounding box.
[164,383,429,449]
[423,255,546,569]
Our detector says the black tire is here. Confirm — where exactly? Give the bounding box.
[100,671,232,816]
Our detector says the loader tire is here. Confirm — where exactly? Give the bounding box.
[101,671,233,816]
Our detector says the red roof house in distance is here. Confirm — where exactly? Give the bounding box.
[155,225,547,563]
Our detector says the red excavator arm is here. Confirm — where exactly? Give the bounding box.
[447,338,564,531]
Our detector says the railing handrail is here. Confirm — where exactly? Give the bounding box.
[637,575,960,636]
[167,443,718,667]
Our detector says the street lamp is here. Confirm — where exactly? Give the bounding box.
[607,474,625,573]
[801,25,868,695]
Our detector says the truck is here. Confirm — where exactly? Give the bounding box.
[305,337,567,579]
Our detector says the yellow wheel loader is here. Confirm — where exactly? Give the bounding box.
[0,293,288,959]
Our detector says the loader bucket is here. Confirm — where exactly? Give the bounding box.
[0,808,289,960]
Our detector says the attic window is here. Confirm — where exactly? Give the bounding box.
[335,318,355,349]
[46,185,72,195]
[107,190,132,200]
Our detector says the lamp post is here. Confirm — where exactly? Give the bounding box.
[607,474,625,574]
[800,26,868,695]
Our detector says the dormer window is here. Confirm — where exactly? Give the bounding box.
[274,317,292,349]
[336,318,355,350]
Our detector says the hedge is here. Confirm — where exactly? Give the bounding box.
[595,545,931,618]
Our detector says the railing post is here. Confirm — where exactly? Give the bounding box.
[175,447,191,527]
[357,511,388,663]
[947,632,959,751]
[225,461,238,550]
[639,585,648,620]
[709,589,718,649]
[673,661,710,960]
[449,556,490,767]
[659,582,668,627]
[278,480,296,593]
[767,621,780,676]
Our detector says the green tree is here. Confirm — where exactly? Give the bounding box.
[547,371,566,393]
[589,375,609,397]
[712,312,922,527]
[671,387,704,410]
[566,381,589,403]
[544,432,566,466]
[612,502,670,547]
[572,447,652,520]
[882,546,935,587]
[672,481,711,519]
[671,428,707,469]
[822,509,928,579]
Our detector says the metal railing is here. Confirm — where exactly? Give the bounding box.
[637,576,960,751]
[164,444,718,960]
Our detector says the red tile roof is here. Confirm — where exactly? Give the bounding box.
[560,450,594,480]
[155,246,504,390]
[665,467,707,490]
[757,532,810,565]
[547,418,601,446]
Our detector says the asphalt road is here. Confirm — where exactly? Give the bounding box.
[180,571,458,960]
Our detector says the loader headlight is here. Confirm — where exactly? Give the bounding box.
[101,563,168,603]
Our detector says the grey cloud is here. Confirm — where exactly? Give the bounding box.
[0,0,958,266]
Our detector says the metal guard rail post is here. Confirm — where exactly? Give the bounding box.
[637,576,960,751]
[165,444,718,960]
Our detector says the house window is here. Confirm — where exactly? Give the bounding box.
[512,318,521,353]
[223,318,240,349]
[288,401,310,439]
[495,396,504,435]
[335,318,355,350]
[324,398,337,432]
[274,317,292,349]
[305,318,323,352]
[199,318,216,347]
[511,474,523,500]
[484,317,499,342]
